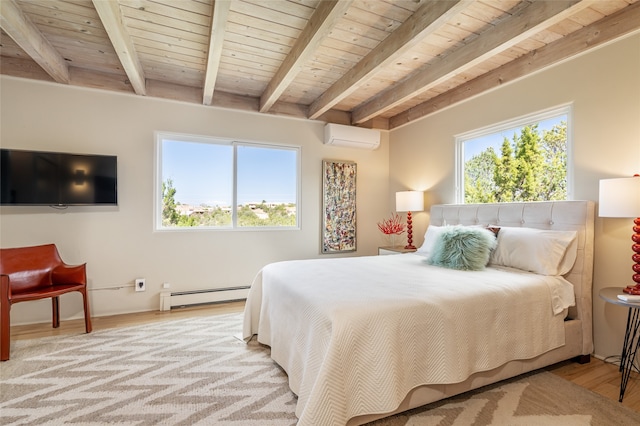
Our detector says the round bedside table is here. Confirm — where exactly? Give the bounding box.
[599,287,640,402]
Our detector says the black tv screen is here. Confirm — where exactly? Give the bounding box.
[1,149,117,206]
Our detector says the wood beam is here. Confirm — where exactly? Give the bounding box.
[209,90,355,125]
[203,0,232,106]
[147,79,203,104]
[389,2,640,129]
[92,0,146,95]
[0,55,55,82]
[0,0,69,83]
[260,0,352,113]
[353,0,591,124]
[308,0,472,120]
[70,67,136,94]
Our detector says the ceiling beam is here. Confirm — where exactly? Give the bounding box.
[92,0,146,95]
[203,0,232,106]
[308,0,472,120]
[389,1,640,129]
[260,0,353,113]
[0,0,69,84]
[352,0,592,124]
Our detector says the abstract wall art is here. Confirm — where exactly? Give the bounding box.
[322,160,357,253]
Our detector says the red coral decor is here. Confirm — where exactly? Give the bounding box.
[377,213,406,244]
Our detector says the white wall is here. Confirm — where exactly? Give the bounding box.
[0,77,389,324]
[390,33,640,359]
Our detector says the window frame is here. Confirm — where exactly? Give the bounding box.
[454,104,573,204]
[154,131,301,232]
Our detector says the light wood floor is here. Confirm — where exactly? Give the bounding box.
[7,301,640,413]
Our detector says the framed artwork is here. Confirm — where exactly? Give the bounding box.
[322,160,357,253]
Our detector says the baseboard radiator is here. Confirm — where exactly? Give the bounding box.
[159,286,250,311]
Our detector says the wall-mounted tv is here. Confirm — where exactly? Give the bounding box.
[1,149,117,206]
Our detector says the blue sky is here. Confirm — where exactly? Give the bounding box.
[464,115,566,161]
[162,140,297,206]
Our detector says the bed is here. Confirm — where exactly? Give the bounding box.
[243,200,595,425]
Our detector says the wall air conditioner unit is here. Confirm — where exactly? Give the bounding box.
[323,123,381,150]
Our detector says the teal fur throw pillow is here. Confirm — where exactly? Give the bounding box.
[428,225,497,271]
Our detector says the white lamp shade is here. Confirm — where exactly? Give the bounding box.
[396,191,424,212]
[599,176,640,218]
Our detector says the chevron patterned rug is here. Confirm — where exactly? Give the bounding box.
[1,312,639,426]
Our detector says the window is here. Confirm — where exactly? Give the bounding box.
[456,105,571,204]
[155,132,300,230]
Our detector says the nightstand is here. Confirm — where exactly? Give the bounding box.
[599,287,640,402]
[378,246,417,255]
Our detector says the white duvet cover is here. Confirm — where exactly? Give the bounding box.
[242,253,575,426]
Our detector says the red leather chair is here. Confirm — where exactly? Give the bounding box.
[0,244,92,361]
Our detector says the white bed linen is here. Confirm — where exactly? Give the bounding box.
[242,253,575,426]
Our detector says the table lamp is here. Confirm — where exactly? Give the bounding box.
[395,191,424,250]
[599,175,640,285]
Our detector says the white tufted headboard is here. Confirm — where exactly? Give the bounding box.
[430,200,595,354]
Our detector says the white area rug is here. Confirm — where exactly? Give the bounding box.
[1,313,638,425]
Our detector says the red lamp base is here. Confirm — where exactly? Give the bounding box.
[405,211,416,250]
[632,217,640,284]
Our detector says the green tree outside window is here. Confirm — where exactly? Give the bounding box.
[464,120,567,203]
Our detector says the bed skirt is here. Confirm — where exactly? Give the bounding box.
[347,318,585,425]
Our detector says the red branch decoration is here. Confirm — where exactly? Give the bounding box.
[377,213,406,235]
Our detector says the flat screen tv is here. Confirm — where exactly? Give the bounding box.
[1,149,117,206]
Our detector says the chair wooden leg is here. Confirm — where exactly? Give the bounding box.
[0,304,9,361]
[52,297,60,328]
[82,290,92,333]
[1,279,11,361]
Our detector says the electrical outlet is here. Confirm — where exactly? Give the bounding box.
[162,282,171,289]
[135,278,146,292]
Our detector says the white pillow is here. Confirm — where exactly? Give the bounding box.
[415,225,444,257]
[489,227,577,276]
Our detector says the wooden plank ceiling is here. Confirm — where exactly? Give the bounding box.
[1,0,639,130]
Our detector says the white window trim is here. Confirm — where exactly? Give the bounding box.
[454,104,573,203]
[154,131,301,232]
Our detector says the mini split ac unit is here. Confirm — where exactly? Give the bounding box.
[323,123,381,150]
